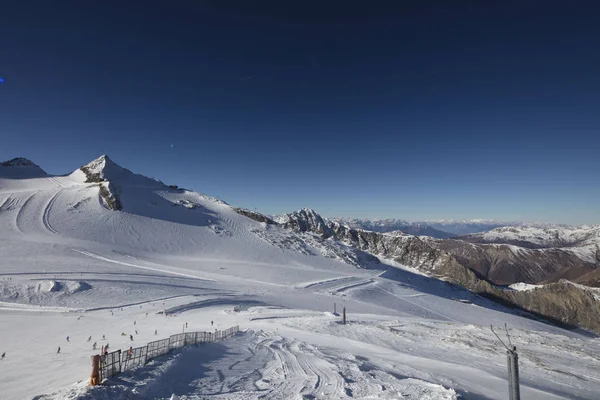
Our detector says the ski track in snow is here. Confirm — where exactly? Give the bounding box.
[299,276,356,289]
[42,191,61,235]
[333,278,376,293]
[14,191,38,233]
[98,330,458,400]
[375,283,460,323]
[72,249,215,282]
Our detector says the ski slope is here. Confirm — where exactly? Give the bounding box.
[1,158,599,399]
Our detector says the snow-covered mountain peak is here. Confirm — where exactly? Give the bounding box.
[74,155,160,187]
[1,157,39,167]
[277,208,334,237]
[0,157,47,178]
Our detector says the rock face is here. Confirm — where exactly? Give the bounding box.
[77,155,131,211]
[427,239,597,286]
[277,208,600,334]
[232,208,276,225]
[277,208,335,237]
[1,157,38,167]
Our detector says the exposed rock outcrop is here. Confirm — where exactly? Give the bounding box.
[232,208,276,225]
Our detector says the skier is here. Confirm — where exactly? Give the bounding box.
[102,334,106,340]
[146,312,148,317]
[1,352,5,359]
[134,321,136,325]
[135,330,138,335]
[185,322,188,328]
[66,336,70,342]
[92,342,97,350]
[87,336,92,342]
[211,321,214,327]
[57,346,61,354]
[130,334,134,341]
[154,329,158,335]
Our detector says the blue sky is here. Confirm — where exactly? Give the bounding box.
[1,1,599,224]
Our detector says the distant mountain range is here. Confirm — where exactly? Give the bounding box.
[329,218,456,238]
[331,217,571,237]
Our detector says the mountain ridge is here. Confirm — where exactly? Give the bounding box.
[3,155,600,334]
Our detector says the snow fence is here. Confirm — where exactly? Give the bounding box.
[99,326,240,382]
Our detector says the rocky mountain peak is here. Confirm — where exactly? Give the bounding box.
[1,157,39,167]
[0,157,47,178]
[278,208,335,238]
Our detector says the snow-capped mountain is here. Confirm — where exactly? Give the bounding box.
[0,157,48,179]
[330,217,567,237]
[330,217,455,238]
[459,225,600,249]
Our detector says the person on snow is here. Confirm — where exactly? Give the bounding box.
[130,334,134,341]
[154,329,158,335]
[185,322,188,328]
[87,336,92,342]
[211,321,214,326]
[57,347,61,354]
[1,352,5,359]
[92,342,97,350]
[134,321,136,325]
[102,334,105,340]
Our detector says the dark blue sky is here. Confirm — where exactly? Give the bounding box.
[1,1,599,224]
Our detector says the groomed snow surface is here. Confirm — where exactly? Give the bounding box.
[1,161,600,399]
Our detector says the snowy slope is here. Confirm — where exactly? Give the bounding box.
[1,156,599,400]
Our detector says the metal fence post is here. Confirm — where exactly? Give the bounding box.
[342,307,346,325]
